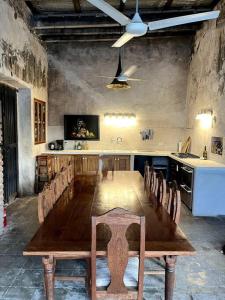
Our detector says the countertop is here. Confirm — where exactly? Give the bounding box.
[42,150,225,169]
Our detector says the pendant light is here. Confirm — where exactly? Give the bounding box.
[106,48,131,90]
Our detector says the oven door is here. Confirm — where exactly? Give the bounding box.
[180,165,193,210]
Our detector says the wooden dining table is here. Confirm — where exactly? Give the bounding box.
[23,171,196,300]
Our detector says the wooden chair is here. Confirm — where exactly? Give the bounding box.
[167,181,181,225]
[144,180,181,276]
[38,183,54,224]
[144,161,150,188]
[67,163,74,184]
[155,171,167,206]
[91,207,145,300]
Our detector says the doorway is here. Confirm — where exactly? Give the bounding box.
[0,84,18,204]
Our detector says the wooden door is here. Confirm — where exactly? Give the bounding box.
[114,156,130,171]
[0,84,18,203]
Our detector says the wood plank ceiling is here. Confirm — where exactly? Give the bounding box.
[24,0,221,42]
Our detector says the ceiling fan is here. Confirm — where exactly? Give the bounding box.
[87,0,220,47]
[97,49,143,89]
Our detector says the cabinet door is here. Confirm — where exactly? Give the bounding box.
[114,156,130,171]
[74,156,83,174]
[101,156,114,171]
[82,155,99,174]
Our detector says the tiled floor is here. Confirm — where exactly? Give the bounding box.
[0,196,225,299]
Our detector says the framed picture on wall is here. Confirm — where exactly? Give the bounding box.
[34,99,46,144]
[64,115,100,140]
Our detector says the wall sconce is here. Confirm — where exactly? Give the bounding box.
[196,109,213,129]
[104,113,136,127]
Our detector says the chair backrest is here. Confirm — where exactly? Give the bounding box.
[91,208,145,300]
[61,168,68,190]
[55,173,63,200]
[149,167,157,194]
[167,181,181,225]
[38,184,53,224]
[155,171,167,205]
[67,163,74,184]
[144,161,149,187]
[99,156,114,178]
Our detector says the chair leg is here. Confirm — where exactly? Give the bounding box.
[86,258,91,297]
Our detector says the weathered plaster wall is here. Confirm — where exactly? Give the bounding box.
[48,37,192,151]
[0,0,48,202]
[186,1,225,162]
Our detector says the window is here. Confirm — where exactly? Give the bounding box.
[34,99,46,144]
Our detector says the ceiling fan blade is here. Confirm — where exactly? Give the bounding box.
[96,76,115,79]
[127,78,146,81]
[112,32,134,48]
[87,0,131,26]
[123,65,137,77]
[148,11,220,31]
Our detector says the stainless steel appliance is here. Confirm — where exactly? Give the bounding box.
[171,152,200,159]
[180,165,194,211]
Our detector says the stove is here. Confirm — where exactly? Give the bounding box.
[171,152,200,159]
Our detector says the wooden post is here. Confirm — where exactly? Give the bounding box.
[164,255,177,300]
[42,256,55,300]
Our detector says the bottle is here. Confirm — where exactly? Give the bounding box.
[203,146,208,160]
[77,142,82,150]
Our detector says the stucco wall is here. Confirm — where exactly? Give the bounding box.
[0,0,48,202]
[186,1,225,162]
[48,37,192,151]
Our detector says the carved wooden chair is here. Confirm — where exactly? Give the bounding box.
[145,180,181,277]
[155,171,167,206]
[54,174,63,200]
[67,163,74,184]
[91,207,145,300]
[144,161,150,188]
[38,184,54,224]
[99,156,115,179]
[167,181,181,225]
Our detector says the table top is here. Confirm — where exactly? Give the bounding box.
[23,171,195,257]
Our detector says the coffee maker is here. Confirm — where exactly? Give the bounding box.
[56,140,64,150]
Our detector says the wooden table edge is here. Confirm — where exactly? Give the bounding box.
[23,250,196,257]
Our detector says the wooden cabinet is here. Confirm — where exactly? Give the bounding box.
[74,155,99,175]
[101,155,130,171]
[34,99,46,144]
[114,155,130,171]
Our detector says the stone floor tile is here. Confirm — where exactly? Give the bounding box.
[2,287,36,299]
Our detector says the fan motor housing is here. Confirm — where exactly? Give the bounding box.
[126,22,148,36]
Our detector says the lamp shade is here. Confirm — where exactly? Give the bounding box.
[106,53,130,89]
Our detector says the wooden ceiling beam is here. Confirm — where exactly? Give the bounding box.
[72,0,81,13]
[42,30,195,43]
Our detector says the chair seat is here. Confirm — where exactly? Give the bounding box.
[96,257,139,288]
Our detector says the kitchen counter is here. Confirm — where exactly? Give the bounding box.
[43,149,225,169]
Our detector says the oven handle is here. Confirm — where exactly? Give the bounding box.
[180,166,193,174]
[180,184,192,194]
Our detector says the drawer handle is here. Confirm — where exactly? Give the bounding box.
[180,184,192,194]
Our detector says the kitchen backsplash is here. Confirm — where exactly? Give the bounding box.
[48,124,185,152]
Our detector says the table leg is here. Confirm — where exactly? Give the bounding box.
[164,255,177,300]
[42,256,55,300]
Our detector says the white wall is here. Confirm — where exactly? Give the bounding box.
[0,0,48,199]
[48,38,192,152]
